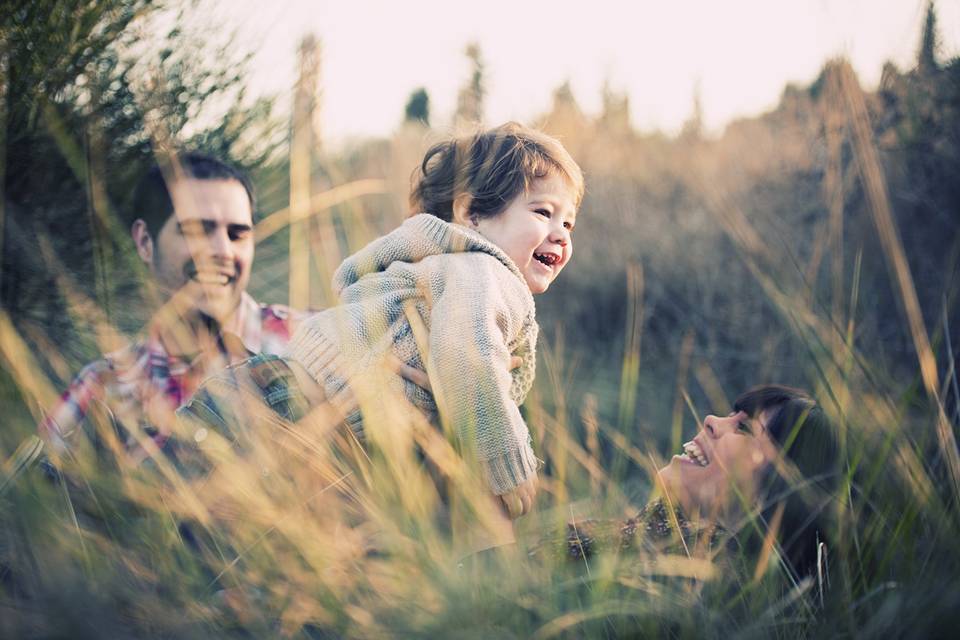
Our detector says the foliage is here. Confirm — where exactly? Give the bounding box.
[404,87,430,126]
[455,42,485,129]
[1,0,281,349]
[1,4,959,639]
[919,1,939,74]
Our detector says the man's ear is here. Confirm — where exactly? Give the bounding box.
[452,193,476,227]
[131,219,154,266]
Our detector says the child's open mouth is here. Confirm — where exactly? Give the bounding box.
[534,252,560,267]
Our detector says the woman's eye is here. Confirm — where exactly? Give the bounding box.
[737,422,752,434]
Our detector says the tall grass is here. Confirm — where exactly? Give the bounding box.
[2,38,960,640]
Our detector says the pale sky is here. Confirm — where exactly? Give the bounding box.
[214,0,959,145]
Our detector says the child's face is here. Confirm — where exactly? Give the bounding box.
[471,173,577,294]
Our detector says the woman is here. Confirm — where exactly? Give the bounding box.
[182,363,837,574]
[548,385,838,579]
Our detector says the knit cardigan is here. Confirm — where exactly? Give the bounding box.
[286,214,540,495]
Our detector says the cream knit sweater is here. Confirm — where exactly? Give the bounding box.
[286,214,539,495]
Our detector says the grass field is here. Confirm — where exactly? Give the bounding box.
[2,4,960,637]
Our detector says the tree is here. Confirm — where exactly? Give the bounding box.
[1,0,278,357]
[598,79,630,134]
[540,80,587,139]
[918,1,939,74]
[404,87,430,126]
[455,42,485,128]
[680,80,704,140]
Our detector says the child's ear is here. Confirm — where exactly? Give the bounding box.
[452,194,476,227]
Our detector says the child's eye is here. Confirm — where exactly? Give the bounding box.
[564,221,574,231]
[534,208,551,218]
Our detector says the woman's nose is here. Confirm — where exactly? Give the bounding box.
[703,414,733,438]
[703,415,718,437]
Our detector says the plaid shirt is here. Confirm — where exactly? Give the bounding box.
[40,293,306,461]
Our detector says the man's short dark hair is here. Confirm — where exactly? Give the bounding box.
[130,153,256,237]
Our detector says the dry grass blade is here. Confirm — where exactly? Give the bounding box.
[255,179,389,243]
[0,311,60,422]
[617,262,643,433]
[752,502,786,584]
[834,59,960,505]
[532,600,638,640]
[0,436,44,496]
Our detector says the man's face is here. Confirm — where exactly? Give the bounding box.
[145,177,254,325]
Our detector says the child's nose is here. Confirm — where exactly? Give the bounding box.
[549,226,569,246]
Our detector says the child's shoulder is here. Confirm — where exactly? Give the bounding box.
[423,251,525,287]
[415,252,534,315]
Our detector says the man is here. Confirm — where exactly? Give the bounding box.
[40,153,304,464]
[41,152,533,524]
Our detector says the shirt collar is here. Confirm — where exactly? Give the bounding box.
[145,292,263,362]
[222,292,263,354]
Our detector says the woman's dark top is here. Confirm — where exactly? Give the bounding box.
[530,498,726,562]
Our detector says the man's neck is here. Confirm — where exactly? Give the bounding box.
[150,303,244,359]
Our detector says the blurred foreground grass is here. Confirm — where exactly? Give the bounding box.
[3,2,960,637]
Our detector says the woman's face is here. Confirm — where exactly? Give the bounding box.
[658,409,779,521]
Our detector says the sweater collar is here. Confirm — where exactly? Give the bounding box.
[332,214,530,295]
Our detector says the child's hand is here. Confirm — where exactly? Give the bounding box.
[498,474,538,519]
[391,355,523,393]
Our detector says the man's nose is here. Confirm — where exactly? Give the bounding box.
[199,227,233,260]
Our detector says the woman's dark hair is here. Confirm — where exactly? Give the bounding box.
[130,152,256,236]
[733,385,839,578]
[409,122,584,222]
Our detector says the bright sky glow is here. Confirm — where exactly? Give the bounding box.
[219,0,960,145]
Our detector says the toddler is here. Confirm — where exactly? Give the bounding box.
[186,122,583,512]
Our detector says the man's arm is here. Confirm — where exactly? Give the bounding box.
[38,359,112,456]
[390,355,523,394]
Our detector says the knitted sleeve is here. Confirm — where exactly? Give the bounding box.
[423,254,539,496]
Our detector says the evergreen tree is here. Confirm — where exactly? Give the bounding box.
[599,79,630,133]
[680,80,704,140]
[455,42,485,128]
[918,1,939,73]
[404,87,430,126]
[542,80,586,137]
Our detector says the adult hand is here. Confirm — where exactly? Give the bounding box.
[497,474,538,519]
[391,355,523,393]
